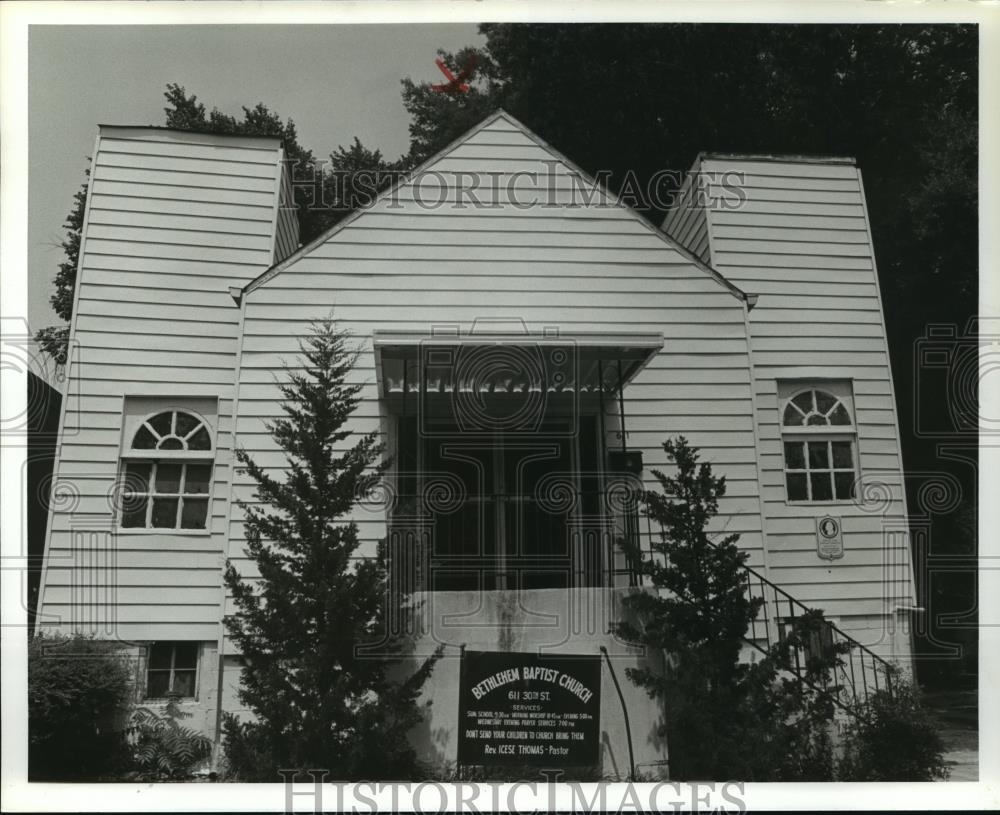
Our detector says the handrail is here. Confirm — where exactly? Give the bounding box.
[707,539,895,712]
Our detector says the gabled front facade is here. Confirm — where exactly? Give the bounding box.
[36,111,916,777]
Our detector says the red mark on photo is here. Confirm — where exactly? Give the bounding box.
[431,55,476,94]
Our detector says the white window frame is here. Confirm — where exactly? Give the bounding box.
[144,642,201,701]
[779,383,859,505]
[118,407,216,533]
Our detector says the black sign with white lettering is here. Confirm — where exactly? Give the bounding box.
[457,650,601,766]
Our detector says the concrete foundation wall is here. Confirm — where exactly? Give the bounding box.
[395,587,668,780]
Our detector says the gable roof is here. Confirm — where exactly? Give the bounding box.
[242,109,748,303]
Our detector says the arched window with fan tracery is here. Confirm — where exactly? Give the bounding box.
[779,384,858,503]
[119,409,214,530]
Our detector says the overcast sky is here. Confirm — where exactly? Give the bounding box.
[27,24,484,333]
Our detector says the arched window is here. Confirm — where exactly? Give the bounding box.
[780,385,857,503]
[120,409,214,530]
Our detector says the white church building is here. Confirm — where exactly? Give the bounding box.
[36,110,916,777]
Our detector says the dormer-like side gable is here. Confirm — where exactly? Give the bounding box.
[662,153,916,616]
[36,125,296,641]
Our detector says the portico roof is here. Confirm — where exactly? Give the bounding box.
[373,329,663,397]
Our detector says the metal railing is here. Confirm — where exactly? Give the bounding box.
[737,560,894,712]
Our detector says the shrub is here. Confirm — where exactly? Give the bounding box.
[838,668,949,781]
[126,694,214,781]
[28,633,136,780]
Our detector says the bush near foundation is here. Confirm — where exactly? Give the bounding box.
[28,633,135,780]
[837,668,949,781]
[126,695,214,781]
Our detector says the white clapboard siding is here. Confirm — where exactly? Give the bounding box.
[227,112,765,614]
[669,154,915,614]
[660,155,712,264]
[37,126,287,641]
[273,151,300,263]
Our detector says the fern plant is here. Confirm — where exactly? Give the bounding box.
[126,694,213,781]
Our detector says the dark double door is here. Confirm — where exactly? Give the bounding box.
[396,415,603,590]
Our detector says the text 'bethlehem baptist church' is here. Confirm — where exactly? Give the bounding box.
[469,666,594,704]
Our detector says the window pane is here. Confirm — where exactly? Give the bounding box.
[185,464,211,494]
[158,436,184,451]
[121,496,149,528]
[786,473,808,501]
[123,461,152,491]
[146,670,171,698]
[792,391,814,414]
[806,414,828,426]
[810,472,834,501]
[173,644,199,669]
[175,411,200,438]
[815,391,837,415]
[831,441,854,469]
[782,404,804,426]
[151,497,179,528]
[148,411,173,437]
[808,442,830,469]
[133,425,158,449]
[188,427,211,451]
[829,404,852,425]
[783,441,806,470]
[171,670,196,698]
[148,645,172,670]
[834,472,856,500]
[156,463,182,493]
[180,498,209,529]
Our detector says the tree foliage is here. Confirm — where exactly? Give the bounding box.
[617,438,846,781]
[28,633,136,780]
[222,317,438,780]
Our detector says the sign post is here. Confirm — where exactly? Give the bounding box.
[457,650,601,767]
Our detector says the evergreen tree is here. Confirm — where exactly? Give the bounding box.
[616,437,844,780]
[222,317,438,780]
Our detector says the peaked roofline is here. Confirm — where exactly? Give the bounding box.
[243,109,749,304]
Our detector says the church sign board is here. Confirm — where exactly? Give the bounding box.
[457,650,601,766]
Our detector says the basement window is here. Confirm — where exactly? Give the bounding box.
[145,642,198,699]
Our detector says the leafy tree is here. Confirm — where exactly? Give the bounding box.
[616,438,846,780]
[323,137,410,218]
[33,177,88,365]
[401,47,503,164]
[221,317,438,780]
[28,633,135,780]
